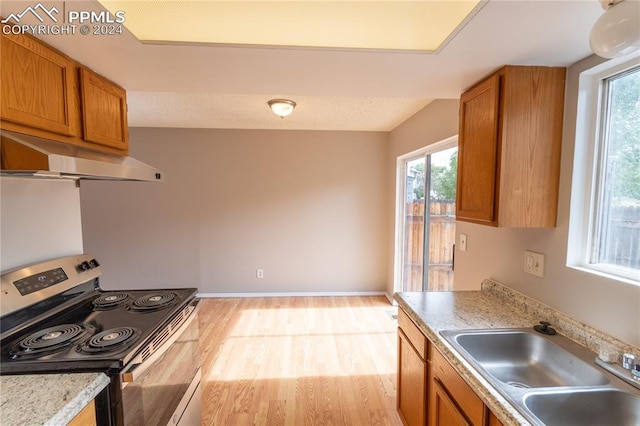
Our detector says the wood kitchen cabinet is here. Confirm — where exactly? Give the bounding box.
[0,29,80,137]
[68,399,97,426]
[397,309,429,426]
[1,23,129,155]
[431,348,487,426]
[456,65,566,227]
[79,67,129,150]
[397,307,504,426]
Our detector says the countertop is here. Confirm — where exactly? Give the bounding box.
[0,373,110,426]
[394,278,640,426]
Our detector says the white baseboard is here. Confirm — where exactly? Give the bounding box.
[197,291,388,299]
[384,292,395,304]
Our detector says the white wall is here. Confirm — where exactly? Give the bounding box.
[387,58,640,346]
[0,178,84,271]
[80,128,389,293]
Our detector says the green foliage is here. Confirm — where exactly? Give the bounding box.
[412,162,425,200]
[409,152,458,202]
[431,152,458,201]
[609,68,640,203]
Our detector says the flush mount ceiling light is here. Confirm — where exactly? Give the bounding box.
[590,0,640,58]
[268,99,296,118]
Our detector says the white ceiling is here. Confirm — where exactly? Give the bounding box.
[1,1,604,131]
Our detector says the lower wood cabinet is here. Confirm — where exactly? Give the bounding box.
[397,308,504,426]
[398,328,428,426]
[397,309,428,426]
[431,348,486,426]
[68,399,97,426]
[431,379,470,426]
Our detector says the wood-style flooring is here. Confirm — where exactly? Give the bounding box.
[197,296,402,426]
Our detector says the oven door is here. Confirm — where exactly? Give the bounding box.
[120,300,201,426]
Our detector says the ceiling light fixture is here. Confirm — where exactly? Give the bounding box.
[589,0,640,58]
[268,99,296,118]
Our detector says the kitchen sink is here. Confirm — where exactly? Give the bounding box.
[445,329,609,388]
[441,328,640,425]
[524,389,640,425]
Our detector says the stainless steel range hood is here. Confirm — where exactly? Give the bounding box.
[0,131,163,182]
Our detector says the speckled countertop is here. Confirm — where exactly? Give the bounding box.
[0,373,109,426]
[394,278,640,426]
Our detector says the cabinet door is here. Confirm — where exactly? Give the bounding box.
[0,30,78,136]
[456,74,501,225]
[431,349,486,426]
[68,399,97,426]
[488,411,504,426]
[79,67,129,150]
[398,329,427,426]
[432,379,471,426]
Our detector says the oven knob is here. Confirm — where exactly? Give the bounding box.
[89,258,100,268]
[78,261,92,271]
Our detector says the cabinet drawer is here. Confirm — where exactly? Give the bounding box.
[432,349,485,426]
[398,309,428,360]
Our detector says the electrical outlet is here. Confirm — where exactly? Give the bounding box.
[256,269,264,279]
[459,234,468,252]
[524,250,545,278]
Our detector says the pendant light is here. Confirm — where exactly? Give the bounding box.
[589,0,640,58]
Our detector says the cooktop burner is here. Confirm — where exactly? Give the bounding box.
[93,293,130,310]
[81,327,140,354]
[10,324,95,359]
[1,255,198,373]
[129,292,178,312]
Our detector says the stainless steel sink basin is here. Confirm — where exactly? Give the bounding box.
[441,328,640,425]
[524,389,640,425]
[445,330,609,388]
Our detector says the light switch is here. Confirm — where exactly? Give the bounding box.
[459,234,468,252]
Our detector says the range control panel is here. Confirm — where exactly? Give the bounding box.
[1,255,101,317]
[13,268,68,296]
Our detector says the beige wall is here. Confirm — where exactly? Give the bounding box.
[80,128,389,293]
[387,60,640,346]
[1,178,84,271]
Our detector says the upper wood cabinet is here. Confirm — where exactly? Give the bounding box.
[1,25,129,154]
[80,67,129,150]
[456,66,566,227]
[0,30,80,137]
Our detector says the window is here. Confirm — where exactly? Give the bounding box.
[569,55,640,285]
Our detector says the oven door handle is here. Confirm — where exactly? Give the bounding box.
[120,299,200,386]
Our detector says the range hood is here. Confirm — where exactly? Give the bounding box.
[0,131,163,182]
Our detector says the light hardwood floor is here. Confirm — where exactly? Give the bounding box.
[198,296,402,426]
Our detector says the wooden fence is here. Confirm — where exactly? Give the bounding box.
[403,200,456,292]
[602,205,640,269]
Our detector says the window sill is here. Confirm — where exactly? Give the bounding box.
[567,264,640,287]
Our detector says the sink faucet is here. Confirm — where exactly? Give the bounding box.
[597,352,640,390]
[623,354,640,381]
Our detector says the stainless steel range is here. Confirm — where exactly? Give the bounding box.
[0,255,202,425]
